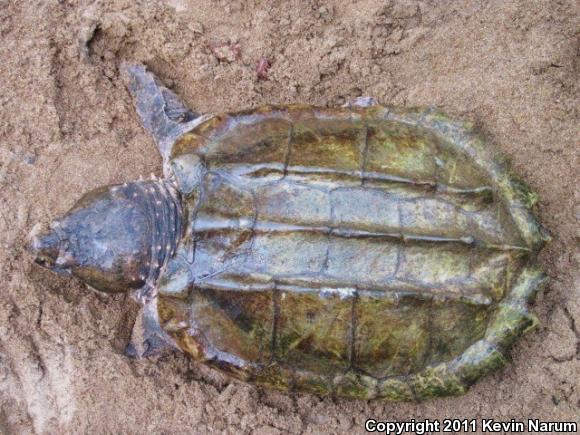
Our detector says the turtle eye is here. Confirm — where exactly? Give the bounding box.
[34,255,54,269]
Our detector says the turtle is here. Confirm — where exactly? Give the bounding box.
[29,63,549,401]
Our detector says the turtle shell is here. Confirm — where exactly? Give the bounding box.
[158,105,547,400]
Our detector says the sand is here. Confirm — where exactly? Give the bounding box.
[0,0,578,433]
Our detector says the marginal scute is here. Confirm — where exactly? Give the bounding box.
[484,267,546,351]
[252,364,294,391]
[333,372,378,400]
[509,205,550,251]
[485,303,537,352]
[377,377,415,401]
[450,340,506,385]
[292,369,332,397]
[383,105,427,126]
[172,329,205,361]
[410,364,467,400]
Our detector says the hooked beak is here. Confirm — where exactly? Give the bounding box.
[29,222,62,270]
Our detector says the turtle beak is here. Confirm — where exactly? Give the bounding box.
[29,222,62,270]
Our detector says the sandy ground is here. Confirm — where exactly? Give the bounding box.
[0,0,578,433]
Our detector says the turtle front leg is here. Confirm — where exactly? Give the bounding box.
[124,244,195,358]
[121,63,211,175]
[125,242,195,359]
[125,296,179,358]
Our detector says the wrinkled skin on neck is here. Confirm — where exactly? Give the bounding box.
[29,180,182,294]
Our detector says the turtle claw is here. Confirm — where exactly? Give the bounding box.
[126,298,178,359]
[125,330,174,359]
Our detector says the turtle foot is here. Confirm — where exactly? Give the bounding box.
[126,300,178,359]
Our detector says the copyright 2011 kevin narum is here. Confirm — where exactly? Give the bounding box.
[364,418,578,434]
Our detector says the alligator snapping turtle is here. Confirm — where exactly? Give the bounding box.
[29,63,549,401]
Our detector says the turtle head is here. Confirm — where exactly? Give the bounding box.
[29,180,182,294]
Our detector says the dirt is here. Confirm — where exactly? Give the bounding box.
[0,0,578,433]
